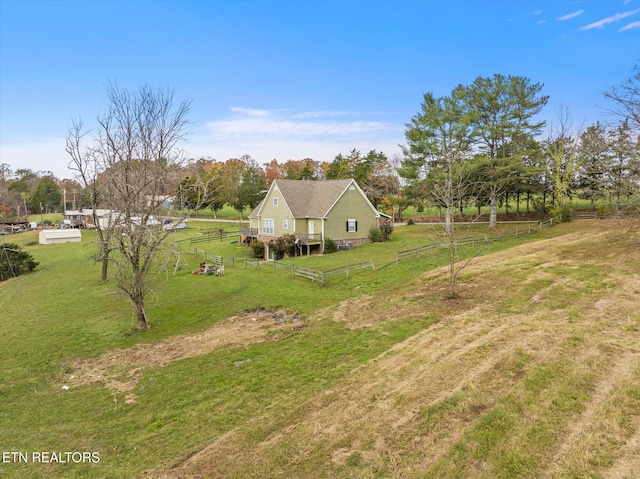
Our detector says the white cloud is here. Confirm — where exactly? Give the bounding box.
[0,108,405,177]
[533,10,542,16]
[580,8,640,30]
[203,108,395,141]
[229,106,271,117]
[186,107,403,164]
[618,20,640,30]
[557,10,585,21]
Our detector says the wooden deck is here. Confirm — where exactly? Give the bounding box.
[295,233,322,245]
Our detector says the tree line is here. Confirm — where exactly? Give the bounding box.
[400,73,639,230]
[0,149,399,221]
[2,65,637,327]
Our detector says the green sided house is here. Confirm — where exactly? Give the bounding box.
[243,179,381,258]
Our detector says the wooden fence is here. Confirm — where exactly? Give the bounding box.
[188,247,224,267]
[188,218,558,283]
[390,217,556,268]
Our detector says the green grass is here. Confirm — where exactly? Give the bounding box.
[1,219,636,478]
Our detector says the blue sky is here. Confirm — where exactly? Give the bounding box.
[1,0,638,179]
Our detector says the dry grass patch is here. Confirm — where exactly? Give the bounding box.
[61,308,303,402]
[152,221,640,478]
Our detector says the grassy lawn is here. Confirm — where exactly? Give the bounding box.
[1,219,638,478]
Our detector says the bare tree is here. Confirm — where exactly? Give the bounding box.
[604,65,640,207]
[605,63,640,129]
[404,86,481,297]
[67,83,192,329]
[544,106,582,208]
[67,119,115,282]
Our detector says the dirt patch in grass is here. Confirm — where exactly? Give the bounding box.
[61,308,303,401]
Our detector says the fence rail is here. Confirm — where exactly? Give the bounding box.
[188,247,224,266]
[188,217,561,283]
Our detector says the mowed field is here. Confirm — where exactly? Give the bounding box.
[1,220,639,478]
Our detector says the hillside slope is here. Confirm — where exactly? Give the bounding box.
[154,220,640,478]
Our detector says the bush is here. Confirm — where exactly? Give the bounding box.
[379,221,394,240]
[1,243,39,281]
[251,241,265,259]
[596,203,613,218]
[324,238,338,254]
[368,226,384,242]
[407,218,415,225]
[369,222,394,242]
[268,234,296,260]
[551,204,575,223]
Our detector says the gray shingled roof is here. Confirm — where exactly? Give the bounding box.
[277,179,353,217]
[251,179,355,218]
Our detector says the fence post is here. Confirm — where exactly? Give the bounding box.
[370,259,375,271]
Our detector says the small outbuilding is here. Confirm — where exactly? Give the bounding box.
[39,229,82,245]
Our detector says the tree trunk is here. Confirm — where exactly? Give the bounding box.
[505,192,509,217]
[448,220,457,298]
[489,193,498,229]
[101,256,109,282]
[100,241,109,282]
[445,206,452,235]
[134,297,148,329]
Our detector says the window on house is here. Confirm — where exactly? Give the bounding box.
[283,219,288,229]
[347,218,357,232]
[273,197,278,206]
[263,219,274,235]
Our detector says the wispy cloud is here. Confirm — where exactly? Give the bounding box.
[557,10,585,21]
[618,20,640,31]
[229,106,271,117]
[580,8,640,30]
[205,108,393,140]
[186,107,403,163]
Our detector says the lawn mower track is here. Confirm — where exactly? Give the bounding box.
[64,223,639,478]
[151,224,640,478]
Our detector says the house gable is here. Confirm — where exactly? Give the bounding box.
[324,180,380,241]
[253,181,295,238]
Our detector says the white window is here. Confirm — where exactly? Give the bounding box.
[273,197,278,206]
[283,219,289,230]
[262,219,274,235]
[347,218,357,232]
